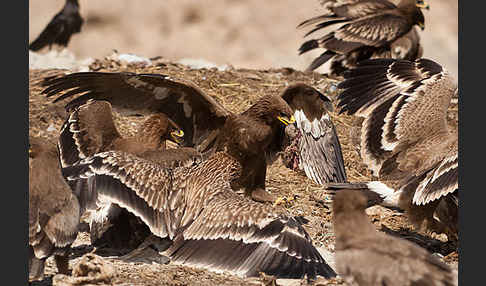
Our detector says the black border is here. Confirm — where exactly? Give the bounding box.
[7,0,29,283]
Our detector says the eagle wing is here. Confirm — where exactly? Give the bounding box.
[58,100,121,168]
[42,72,231,149]
[62,150,336,279]
[281,84,347,184]
[337,58,456,175]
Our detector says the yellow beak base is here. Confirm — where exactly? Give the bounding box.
[278,115,296,126]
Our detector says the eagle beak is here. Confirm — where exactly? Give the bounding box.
[416,2,430,10]
[170,129,185,145]
[278,115,296,126]
[418,22,425,30]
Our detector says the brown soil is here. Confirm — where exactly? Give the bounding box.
[29,54,458,285]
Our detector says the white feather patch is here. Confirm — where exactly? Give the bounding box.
[366,181,400,207]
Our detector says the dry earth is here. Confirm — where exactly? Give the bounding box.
[28,0,458,79]
[28,53,458,285]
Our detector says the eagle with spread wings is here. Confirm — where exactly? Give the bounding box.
[55,93,338,278]
[326,58,458,240]
[41,73,347,202]
[297,0,427,73]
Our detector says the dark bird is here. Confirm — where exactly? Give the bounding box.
[41,72,346,202]
[297,0,428,73]
[58,99,187,248]
[29,0,84,52]
[325,58,458,239]
[29,136,81,281]
[61,149,337,279]
[333,189,457,286]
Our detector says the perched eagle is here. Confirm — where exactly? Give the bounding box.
[41,72,347,202]
[29,0,84,52]
[61,147,337,279]
[58,99,188,249]
[333,190,457,286]
[29,136,81,282]
[297,0,428,73]
[325,58,458,240]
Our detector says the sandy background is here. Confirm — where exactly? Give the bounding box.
[29,0,458,79]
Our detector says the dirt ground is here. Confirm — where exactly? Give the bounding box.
[28,0,458,79]
[28,52,458,285]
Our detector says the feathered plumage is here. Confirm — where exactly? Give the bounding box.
[29,0,84,51]
[333,190,457,286]
[62,150,337,279]
[326,58,458,239]
[29,136,81,281]
[58,99,186,246]
[41,72,345,202]
[297,0,428,73]
[281,83,347,184]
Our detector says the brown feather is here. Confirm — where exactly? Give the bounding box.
[331,58,458,239]
[333,190,457,286]
[298,0,426,71]
[29,136,81,281]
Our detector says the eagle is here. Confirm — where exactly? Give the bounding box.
[325,58,458,240]
[58,99,189,249]
[297,0,428,73]
[61,138,337,279]
[333,189,457,286]
[29,136,81,282]
[29,0,84,52]
[41,72,347,202]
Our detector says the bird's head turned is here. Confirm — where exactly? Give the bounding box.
[139,114,184,147]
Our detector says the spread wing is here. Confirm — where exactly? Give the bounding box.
[41,72,231,150]
[62,150,179,239]
[29,0,84,51]
[62,150,336,279]
[281,84,347,184]
[337,58,457,176]
[333,13,411,48]
[408,138,458,205]
[299,0,396,34]
[317,0,396,18]
[58,100,121,168]
[298,3,411,71]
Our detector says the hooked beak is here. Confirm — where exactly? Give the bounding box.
[278,115,296,126]
[416,2,430,10]
[170,129,185,145]
[418,22,425,31]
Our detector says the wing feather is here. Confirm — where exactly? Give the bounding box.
[281,84,347,184]
[42,72,231,148]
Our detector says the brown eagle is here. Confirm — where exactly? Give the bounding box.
[29,136,81,281]
[297,0,428,73]
[61,145,337,279]
[41,72,347,202]
[325,58,458,240]
[333,190,457,286]
[58,99,190,249]
[29,0,84,52]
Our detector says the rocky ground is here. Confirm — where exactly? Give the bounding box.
[29,52,458,285]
